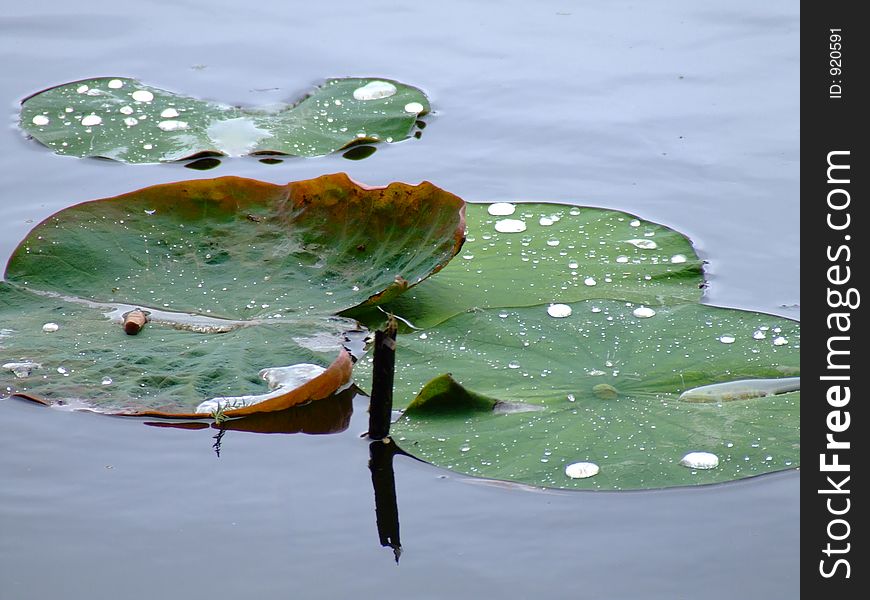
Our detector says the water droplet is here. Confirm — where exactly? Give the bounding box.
[569,208,581,216]
[57,367,67,375]
[143,143,153,150]
[119,106,134,115]
[352,80,397,100]
[680,451,719,469]
[752,330,766,340]
[124,117,138,126]
[584,277,597,286]
[670,254,687,264]
[42,322,59,333]
[547,304,572,318]
[567,393,576,402]
[546,239,560,247]
[160,108,180,118]
[627,239,658,250]
[418,333,428,340]
[462,254,474,260]
[508,361,521,369]
[718,335,736,344]
[539,217,554,226]
[591,307,602,313]
[404,101,424,113]
[632,306,656,318]
[773,336,788,346]
[630,219,641,227]
[158,120,189,132]
[31,115,50,126]
[81,115,102,126]
[488,202,516,216]
[565,461,599,479]
[568,261,579,269]
[616,255,629,263]
[494,219,526,233]
[460,445,471,453]
[498,311,509,318]
[76,85,89,94]
[132,90,154,102]
[101,377,113,385]
[107,79,124,89]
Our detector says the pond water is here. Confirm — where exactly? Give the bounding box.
[0,1,798,598]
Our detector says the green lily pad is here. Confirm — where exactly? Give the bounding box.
[350,203,703,329]
[390,300,799,490]
[20,77,429,163]
[347,200,797,490]
[1,174,465,416]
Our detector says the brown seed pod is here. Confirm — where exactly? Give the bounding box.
[122,309,150,335]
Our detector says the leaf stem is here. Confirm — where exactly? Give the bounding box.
[368,315,397,440]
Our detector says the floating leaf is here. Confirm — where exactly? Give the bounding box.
[20,77,429,163]
[390,300,799,490]
[351,203,703,328]
[346,200,798,490]
[0,174,465,417]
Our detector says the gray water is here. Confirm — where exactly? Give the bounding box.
[0,1,799,598]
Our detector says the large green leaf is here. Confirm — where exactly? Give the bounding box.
[390,300,799,490]
[1,174,465,416]
[351,203,704,329]
[347,200,798,490]
[20,77,429,163]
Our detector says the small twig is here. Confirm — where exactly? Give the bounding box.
[122,308,150,335]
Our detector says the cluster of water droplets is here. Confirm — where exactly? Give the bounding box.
[24,77,428,162]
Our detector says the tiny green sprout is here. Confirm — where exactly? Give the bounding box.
[211,404,229,425]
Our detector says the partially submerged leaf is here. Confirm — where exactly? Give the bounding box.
[390,300,799,490]
[404,374,499,415]
[1,174,465,416]
[21,77,430,163]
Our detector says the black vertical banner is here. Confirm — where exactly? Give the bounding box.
[803,3,865,596]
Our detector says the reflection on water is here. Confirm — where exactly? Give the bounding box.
[142,385,357,436]
[369,437,404,563]
[184,157,222,170]
[342,145,377,161]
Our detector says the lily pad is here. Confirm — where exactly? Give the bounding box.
[391,300,799,490]
[20,77,429,163]
[347,200,798,490]
[0,174,465,417]
[350,203,703,329]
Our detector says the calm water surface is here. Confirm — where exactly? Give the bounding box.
[1,1,798,598]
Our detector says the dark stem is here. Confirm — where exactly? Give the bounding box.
[369,438,402,563]
[368,316,397,440]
